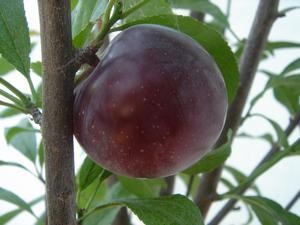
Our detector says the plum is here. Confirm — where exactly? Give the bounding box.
[74,24,227,178]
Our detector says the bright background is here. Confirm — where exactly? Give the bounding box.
[0,0,299,224]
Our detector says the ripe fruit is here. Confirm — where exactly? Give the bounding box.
[74,24,227,178]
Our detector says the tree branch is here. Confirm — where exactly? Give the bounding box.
[112,207,132,225]
[208,111,300,225]
[194,0,280,217]
[38,1,76,224]
[285,190,300,211]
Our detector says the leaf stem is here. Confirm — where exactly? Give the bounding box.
[0,88,24,106]
[0,77,31,107]
[0,100,28,113]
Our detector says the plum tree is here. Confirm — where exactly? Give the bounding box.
[73,24,227,178]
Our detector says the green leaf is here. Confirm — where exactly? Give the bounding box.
[0,56,14,76]
[252,113,289,149]
[78,157,111,191]
[118,176,166,197]
[87,194,203,225]
[226,195,300,225]
[169,0,229,28]
[281,58,300,75]
[0,195,43,225]
[279,6,300,15]
[73,23,93,48]
[114,15,239,101]
[124,195,203,225]
[266,41,300,56]
[238,132,274,145]
[288,139,300,156]
[123,0,173,23]
[183,143,231,174]
[0,107,21,118]
[0,0,30,76]
[0,187,35,216]
[274,85,300,116]
[83,208,119,225]
[31,61,42,77]
[0,160,32,174]
[72,0,108,38]
[224,165,261,196]
[5,119,37,162]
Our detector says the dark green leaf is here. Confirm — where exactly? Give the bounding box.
[0,187,35,216]
[118,176,166,197]
[184,143,231,174]
[114,15,239,101]
[226,195,300,225]
[122,195,203,225]
[31,61,42,77]
[87,194,203,225]
[0,0,30,76]
[288,139,300,156]
[274,85,300,116]
[0,56,14,76]
[279,6,300,15]
[72,0,108,38]
[123,0,173,23]
[5,119,37,162]
[0,195,43,225]
[266,41,300,56]
[0,107,21,118]
[281,58,300,75]
[169,0,229,28]
[78,157,111,191]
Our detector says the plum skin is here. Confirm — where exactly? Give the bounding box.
[74,24,227,178]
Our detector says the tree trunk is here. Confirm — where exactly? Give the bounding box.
[38,0,76,224]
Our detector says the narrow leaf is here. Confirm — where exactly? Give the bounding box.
[281,58,300,75]
[0,0,30,76]
[225,195,300,225]
[0,187,35,216]
[0,195,43,225]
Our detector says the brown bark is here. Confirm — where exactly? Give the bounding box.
[38,0,76,224]
[194,0,280,217]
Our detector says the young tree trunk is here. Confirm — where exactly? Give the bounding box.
[38,1,76,224]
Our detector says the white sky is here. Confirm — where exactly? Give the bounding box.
[0,0,299,224]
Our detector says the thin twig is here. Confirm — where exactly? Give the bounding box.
[208,112,300,225]
[194,0,280,218]
[160,176,175,196]
[285,190,300,211]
